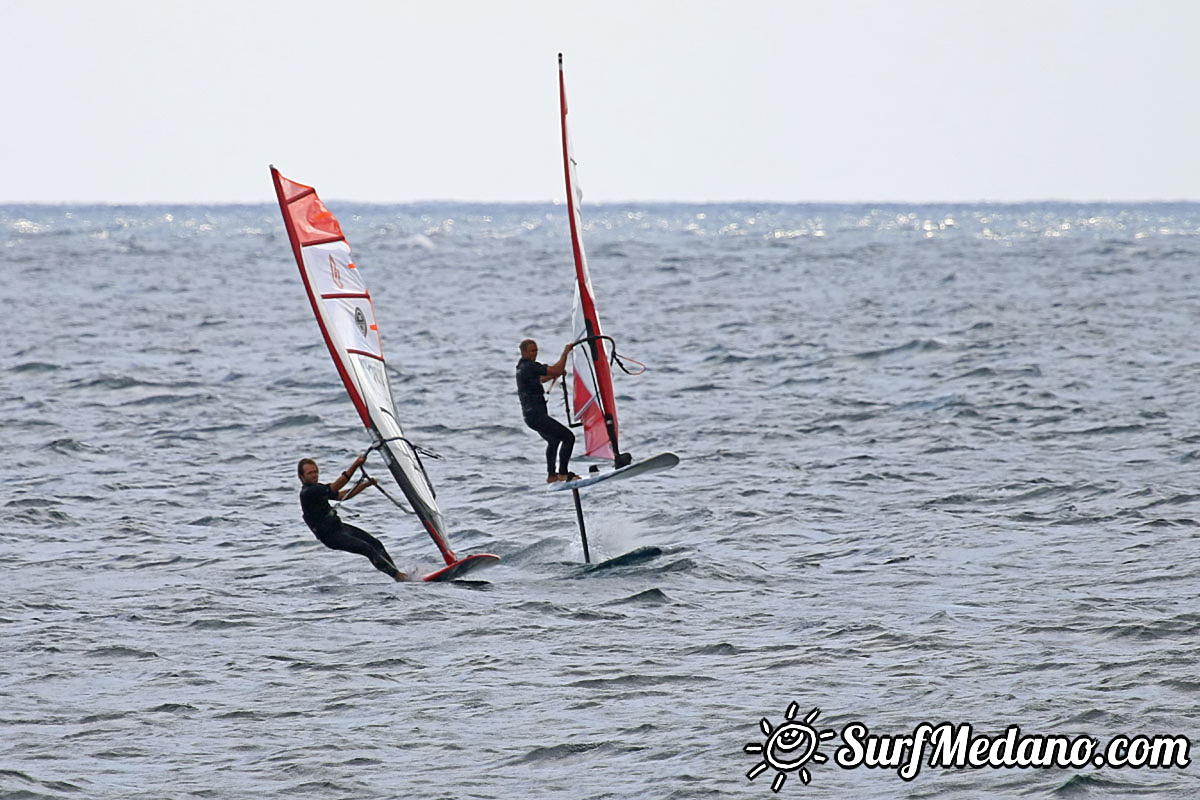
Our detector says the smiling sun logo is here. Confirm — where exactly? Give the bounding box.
[745,703,836,792]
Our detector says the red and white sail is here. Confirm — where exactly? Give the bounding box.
[270,167,458,566]
[559,54,623,463]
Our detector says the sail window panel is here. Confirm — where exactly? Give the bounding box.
[571,371,614,458]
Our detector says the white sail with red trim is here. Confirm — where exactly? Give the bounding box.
[559,54,623,463]
[270,167,459,567]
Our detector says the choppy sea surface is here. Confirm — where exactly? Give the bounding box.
[3,201,1199,799]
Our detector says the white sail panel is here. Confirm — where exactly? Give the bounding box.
[345,351,439,515]
[302,241,366,295]
[323,297,383,359]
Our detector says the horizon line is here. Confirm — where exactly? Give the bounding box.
[3,197,1199,207]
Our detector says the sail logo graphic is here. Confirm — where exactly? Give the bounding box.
[328,253,344,289]
[745,704,836,792]
[354,307,368,338]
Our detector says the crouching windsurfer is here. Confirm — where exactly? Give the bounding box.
[297,454,407,581]
[516,338,579,483]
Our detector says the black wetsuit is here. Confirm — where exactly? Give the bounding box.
[299,482,401,579]
[516,356,575,477]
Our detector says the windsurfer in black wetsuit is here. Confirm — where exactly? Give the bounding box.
[516,338,579,483]
[297,454,407,581]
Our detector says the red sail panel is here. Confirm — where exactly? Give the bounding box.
[572,370,611,457]
[274,174,346,245]
[559,53,620,462]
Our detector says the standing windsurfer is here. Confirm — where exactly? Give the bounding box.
[297,455,407,581]
[516,339,579,483]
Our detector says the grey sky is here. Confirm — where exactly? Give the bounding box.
[4,0,1197,203]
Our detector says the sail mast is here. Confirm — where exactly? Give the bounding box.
[558,53,626,466]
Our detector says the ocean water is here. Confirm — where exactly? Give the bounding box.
[2,201,1198,798]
